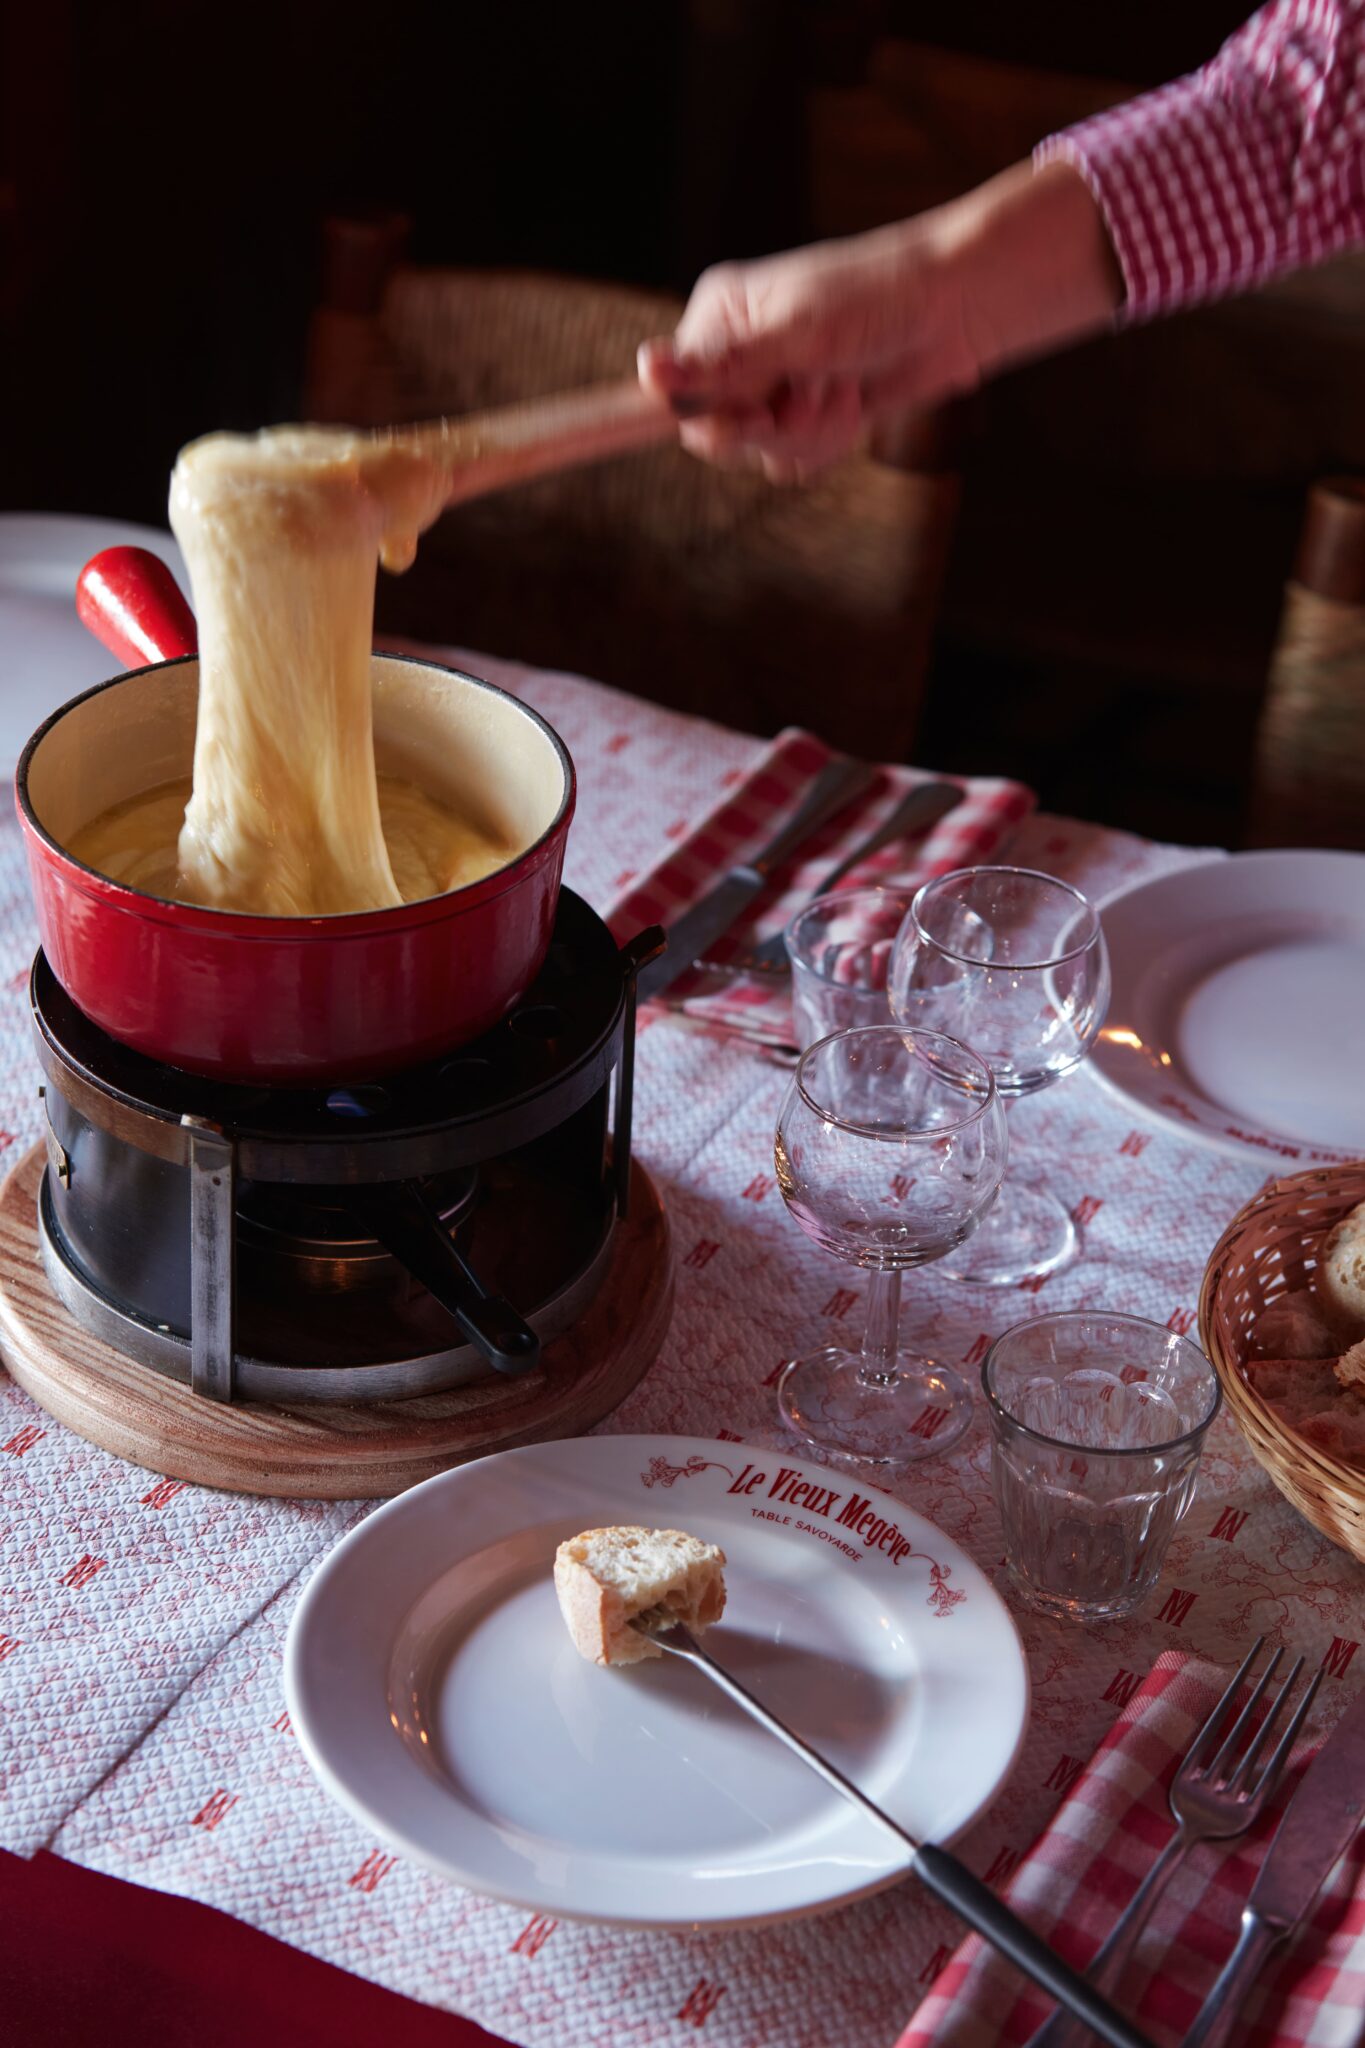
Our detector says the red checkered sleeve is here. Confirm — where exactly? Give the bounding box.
[1035,0,1365,318]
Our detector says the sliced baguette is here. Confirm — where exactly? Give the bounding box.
[1322,1204,1365,1336]
[1244,1353,1365,1464]
[554,1525,726,1666]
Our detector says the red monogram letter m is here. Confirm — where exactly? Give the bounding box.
[676,1980,727,2028]
[511,1915,558,1958]
[59,1555,106,1590]
[191,1789,238,1832]
[141,1478,187,1510]
[1156,1587,1198,1628]
[1044,1754,1085,1797]
[1102,1668,1141,1707]
[1324,1637,1361,1679]
[348,1850,398,1894]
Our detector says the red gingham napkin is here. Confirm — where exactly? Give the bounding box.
[898,1652,1365,2048]
[605,728,1033,1034]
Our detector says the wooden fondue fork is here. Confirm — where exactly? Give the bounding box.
[76,379,683,670]
[397,378,681,505]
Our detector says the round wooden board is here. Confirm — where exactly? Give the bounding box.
[0,1144,673,1498]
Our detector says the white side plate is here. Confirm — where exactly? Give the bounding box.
[1089,850,1365,1165]
[285,1435,1028,1929]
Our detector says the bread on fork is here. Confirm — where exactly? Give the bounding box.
[554,1525,727,1666]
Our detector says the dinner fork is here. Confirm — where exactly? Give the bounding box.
[637,1618,1155,2048]
[1025,1637,1323,2048]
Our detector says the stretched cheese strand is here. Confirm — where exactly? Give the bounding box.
[169,426,455,916]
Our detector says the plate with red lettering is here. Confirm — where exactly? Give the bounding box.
[285,1434,1027,1928]
[1090,850,1365,1164]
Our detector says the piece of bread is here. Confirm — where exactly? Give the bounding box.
[554,1525,726,1667]
[1334,1338,1365,1393]
[1321,1203,1365,1337]
[1244,1354,1365,1464]
[1248,1288,1340,1360]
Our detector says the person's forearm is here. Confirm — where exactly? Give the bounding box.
[639,155,1127,471]
[1037,0,1365,318]
[919,160,1123,384]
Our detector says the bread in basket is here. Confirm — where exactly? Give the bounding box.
[1199,1161,1365,1561]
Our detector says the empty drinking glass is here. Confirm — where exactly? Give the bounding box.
[786,887,917,1051]
[983,1311,1221,1622]
[774,1026,1008,1462]
[888,866,1110,1285]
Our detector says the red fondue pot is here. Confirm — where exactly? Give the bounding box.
[16,550,575,1083]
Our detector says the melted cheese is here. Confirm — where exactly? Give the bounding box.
[150,423,494,916]
[68,772,511,909]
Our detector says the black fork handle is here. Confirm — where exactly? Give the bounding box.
[912,1847,1155,2048]
[662,1625,1152,2048]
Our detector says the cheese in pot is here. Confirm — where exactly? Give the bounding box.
[70,424,514,916]
[67,773,510,908]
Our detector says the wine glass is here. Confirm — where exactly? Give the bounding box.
[774,1026,1008,1463]
[888,866,1110,1287]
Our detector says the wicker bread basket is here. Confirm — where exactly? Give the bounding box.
[1199,1162,1365,1561]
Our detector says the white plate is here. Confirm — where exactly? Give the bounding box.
[0,513,188,769]
[284,1434,1028,1929]
[1090,850,1365,1165]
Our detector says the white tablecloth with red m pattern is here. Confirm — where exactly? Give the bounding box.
[2,649,1362,2048]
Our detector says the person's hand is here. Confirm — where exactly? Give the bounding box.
[639,162,1122,479]
[639,225,976,481]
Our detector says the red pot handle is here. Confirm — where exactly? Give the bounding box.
[76,547,198,667]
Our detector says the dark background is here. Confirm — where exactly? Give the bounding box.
[4,0,1361,844]
[0,0,1251,517]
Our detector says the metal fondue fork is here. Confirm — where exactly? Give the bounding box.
[635,1619,1155,2048]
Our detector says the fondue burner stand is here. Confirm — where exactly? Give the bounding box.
[21,893,666,1426]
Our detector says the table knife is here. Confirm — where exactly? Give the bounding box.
[637,754,875,1000]
[739,776,963,974]
[1182,1682,1365,2048]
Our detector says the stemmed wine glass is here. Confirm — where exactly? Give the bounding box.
[888,866,1110,1287]
[774,1025,1008,1463]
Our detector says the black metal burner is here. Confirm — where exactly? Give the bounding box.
[32,890,663,1405]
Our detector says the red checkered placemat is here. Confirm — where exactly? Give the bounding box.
[604,727,1032,1033]
[898,1652,1365,2048]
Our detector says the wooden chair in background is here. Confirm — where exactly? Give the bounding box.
[1250,478,1365,851]
[304,218,959,760]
